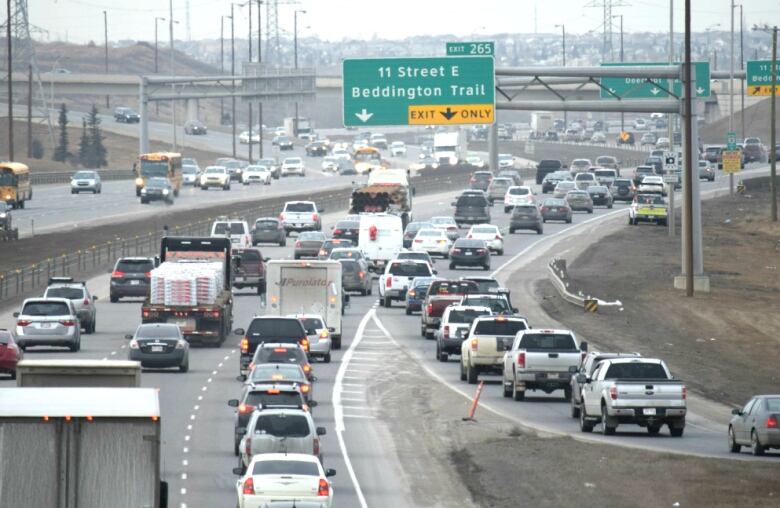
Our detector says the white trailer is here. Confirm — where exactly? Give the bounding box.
[265,260,345,348]
[0,387,166,508]
[433,131,467,166]
[16,359,142,387]
[531,111,554,136]
[358,213,404,273]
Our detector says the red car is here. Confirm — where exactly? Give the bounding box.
[232,247,268,295]
[0,329,23,380]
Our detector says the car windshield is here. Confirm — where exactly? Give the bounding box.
[330,250,360,260]
[594,170,615,177]
[472,227,497,235]
[136,325,180,339]
[519,333,577,351]
[285,203,315,212]
[45,287,84,300]
[298,232,325,241]
[514,205,538,213]
[146,179,168,189]
[491,179,511,187]
[556,182,575,190]
[636,167,653,174]
[449,308,491,323]
[322,240,353,250]
[405,222,432,234]
[253,413,310,438]
[182,166,197,174]
[572,160,590,167]
[0,331,10,345]
[245,391,302,408]
[335,221,359,230]
[456,196,488,207]
[636,195,665,205]
[462,297,509,313]
[247,318,305,338]
[589,186,608,193]
[417,230,443,238]
[388,262,432,277]
[431,217,455,225]
[474,319,527,335]
[509,187,530,195]
[498,155,512,162]
[256,220,279,229]
[249,364,305,383]
[73,171,96,179]
[213,222,246,235]
[543,199,567,207]
[614,180,632,187]
[474,173,492,180]
[205,167,224,174]
[259,159,276,166]
[22,301,70,316]
[254,347,305,364]
[252,460,319,476]
[246,166,268,172]
[462,279,499,293]
[576,173,595,180]
[596,157,616,164]
[284,158,302,165]
[765,398,780,412]
[604,362,669,380]
[397,252,428,261]
[238,250,262,262]
[116,259,154,273]
[454,239,485,248]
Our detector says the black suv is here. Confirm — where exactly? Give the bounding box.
[110,257,158,302]
[114,107,140,123]
[536,159,563,184]
[235,317,308,376]
[453,192,491,227]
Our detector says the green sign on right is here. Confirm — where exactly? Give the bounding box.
[727,131,737,151]
[746,60,780,96]
[600,62,710,99]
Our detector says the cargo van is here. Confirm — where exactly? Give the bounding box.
[358,213,403,273]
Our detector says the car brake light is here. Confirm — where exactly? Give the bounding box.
[681,386,686,400]
[767,416,778,429]
[313,437,320,456]
[317,478,329,497]
[242,477,255,495]
[414,239,423,243]
[470,338,478,351]
[59,320,77,327]
[517,352,525,368]
[83,297,90,305]
[300,383,310,393]
[426,303,433,314]
[443,325,450,339]
[467,234,472,239]
[495,234,502,240]
[540,207,548,213]
[319,330,329,339]
[333,229,343,235]
[386,276,393,288]
[16,320,31,327]
[312,213,319,221]
[300,338,309,351]
[303,364,312,373]
[609,386,618,400]
[278,213,285,221]
[111,271,125,278]
[240,338,249,354]
[238,403,255,414]
[273,348,288,353]
[267,389,280,394]
[358,271,365,279]
[580,352,586,365]
[295,241,302,248]
[145,271,152,278]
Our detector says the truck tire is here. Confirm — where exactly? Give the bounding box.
[502,381,512,398]
[179,359,189,373]
[467,364,478,384]
[563,387,572,402]
[512,376,525,401]
[671,426,685,438]
[383,297,391,308]
[579,407,594,433]
[647,424,661,435]
[460,361,467,381]
[324,352,331,363]
[728,426,741,453]
[571,402,581,418]
[234,439,240,456]
[601,404,617,435]
[405,306,411,315]
[332,337,341,350]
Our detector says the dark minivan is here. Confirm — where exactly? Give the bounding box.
[236,317,308,376]
[453,192,491,227]
[536,159,563,184]
[110,257,158,302]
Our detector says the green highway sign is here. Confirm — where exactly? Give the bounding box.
[446,41,495,56]
[600,61,710,99]
[746,60,780,96]
[727,131,737,151]
[342,57,495,127]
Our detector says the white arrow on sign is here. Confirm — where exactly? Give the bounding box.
[650,87,660,95]
[696,86,705,95]
[355,109,373,123]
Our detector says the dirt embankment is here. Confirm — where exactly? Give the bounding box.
[377,338,780,508]
[537,178,780,406]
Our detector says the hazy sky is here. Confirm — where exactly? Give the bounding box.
[31,0,780,44]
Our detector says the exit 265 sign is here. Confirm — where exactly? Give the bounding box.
[342,57,495,127]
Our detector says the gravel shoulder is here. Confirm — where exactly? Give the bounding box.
[536,177,780,407]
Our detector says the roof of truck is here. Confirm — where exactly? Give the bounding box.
[0,388,160,418]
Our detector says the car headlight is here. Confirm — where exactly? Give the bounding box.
[163,189,169,195]
[432,163,439,168]
[176,339,187,349]
[0,213,6,218]
[141,188,147,194]
[135,177,144,186]
[449,156,458,165]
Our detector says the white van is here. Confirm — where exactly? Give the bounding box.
[358,213,403,273]
[210,218,251,248]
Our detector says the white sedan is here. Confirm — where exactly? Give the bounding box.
[390,141,407,156]
[467,224,504,255]
[503,186,536,213]
[321,156,339,172]
[638,175,666,196]
[242,165,271,185]
[281,157,306,177]
[235,453,335,508]
[239,130,260,144]
[411,228,452,257]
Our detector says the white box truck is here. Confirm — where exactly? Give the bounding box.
[0,387,166,508]
[531,111,554,137]
[16,359,141,387]
[358,213,404,273]
[265,260,345,348]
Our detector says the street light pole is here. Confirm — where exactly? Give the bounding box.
[247,0,253,163]
[154,16,165,115]
[751,24,777,222]
[667,1,676,236]
[169,0,177,152]
[729,0,736,196]
[103,10,109,108]
[555,24,566,128]
[683,0,694,296]
[6,0,13,161]
[231,3,236,158]
[739,5,744,140]
[293,10,306,134]
[257,0,263,158]
[220,16,226,125]
[612,15,625,132]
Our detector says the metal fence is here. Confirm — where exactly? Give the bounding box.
[0,165,487,305]
[31,169,133,186]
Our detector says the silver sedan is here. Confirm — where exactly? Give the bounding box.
[728,395,780,456]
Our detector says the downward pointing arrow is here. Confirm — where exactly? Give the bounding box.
[650,87,660,95]
[440,107,457,121]
[696,86,705,95]
[355,108,373,123]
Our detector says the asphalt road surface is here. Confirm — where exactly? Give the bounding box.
[3,164,773,508]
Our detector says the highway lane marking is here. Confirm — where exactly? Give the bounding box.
[342,375,366,380]
[343,414,376,419]
[341,397,364,403]
[341,389,364,394]
[332,309,372,508]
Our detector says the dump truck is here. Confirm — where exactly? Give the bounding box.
[348,169,414,228]
[0,387,167,508]
[141,236,234,346]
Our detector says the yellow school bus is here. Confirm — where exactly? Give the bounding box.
[134,152,183,197]
[353,146,390,175]
[0,162,32,209]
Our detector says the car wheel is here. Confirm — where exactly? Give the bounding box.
[566,218,572,224]
[439,350,448,363]
[467,363,478,384]
[502,380,512,398]
[460,360,467,381]
[751,430,765,455]
[324,352,331,363]
[110,295,118,303]
[421,326,427,338]
[70,340,80,353]
[509,228,515,234]
[537,227,543,235]
[601,404,616,435]
[588,209,593,214]
[607,204,613,209]
[140,198,148,204]
[179,359,189,373]
[647,425,661,435]
[280,240,286,247]
[425,330,434,340]
[483,264,490,271]
[504,207,510,213]
[563,387,572,402]
[542,219,546,223]
[383,297,391,308]
[728,426,741,453]
[449,263,455,270]
[367,286,373,295]
[497,249,504,256]
[512,375,524,401]
[571,400,581,418]
[234,439,240,457]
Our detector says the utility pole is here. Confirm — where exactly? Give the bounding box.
[683,0,694,296]
[220,15,225,125]
[155,16,165,115]
[248,0,253,164]
[612,14,625,132]
[752,24,777,222]
[104,10,109,108]
[729,0,735,196]
[739,5,744,140]
[293,9,306,133]
[6,0,13,161]
[170,0,176,152]
[230,3,236,158]
[26,64,31,158]
[555,24,567,128]
[257,0,263,159]
[668,0,676,236]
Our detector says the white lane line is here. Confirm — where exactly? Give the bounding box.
[181,473,187,480]
[218,362,223,368]
[180,488,186,495]
[340,397,365,402]
[183,447,189,453]
[187,424,192,431]
[345,368,375,373]
[212,370,218,375]
[341,382,365,387]
[340,389,364,394]
[182,459,188,466]
[341,405,372,411]
[332,309,372,508]
[184,435,190,441]
[342,375,365,380]
[344,414,376,419]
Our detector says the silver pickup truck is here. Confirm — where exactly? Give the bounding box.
[578,358,686,437]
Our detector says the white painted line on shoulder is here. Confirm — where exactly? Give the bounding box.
[341,405,371,411]
[181,473,187,480]
[187,424,192,431]
[183,447,189,454]
[340,389,364,394]
[332,308,372,508]
[197,396,203,401]
[109,351,117,355]
[193,405,200,411]
[180,488,186,495]
[340,397,364,402]
[190,414,196,420]
[212,370,218,375]
[182,459,188,466]
[341,382,365,387]
[184,435,190,441]
[218,363,223,368]
[207,378,213,383]
[342,375,365,380]
[343,414,376,419]
[224,355,230,360]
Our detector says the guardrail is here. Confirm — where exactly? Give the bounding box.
[547,258,622,312]
[31,169,133,185]
[0,165,479,305]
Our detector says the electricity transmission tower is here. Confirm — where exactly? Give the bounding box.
[585,0,629,61]
[264,0,299,66]
[1,0,53,147]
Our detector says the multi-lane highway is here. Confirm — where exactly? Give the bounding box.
[1,163,771,508]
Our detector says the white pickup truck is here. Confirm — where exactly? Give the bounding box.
[461,315,529,384]
[577,358,687,436]
[502,329,587,401]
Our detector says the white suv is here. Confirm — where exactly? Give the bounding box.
[210,219,252,248]
[280,201,322,234]
[200,166,231,190]
[379,259,434,308]
[281,157,305,177]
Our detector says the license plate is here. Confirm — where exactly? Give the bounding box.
[547,373,559,379]
[130,280,140,285]
[151,345,164,353]
[465,252,473,255]
[643,408,657,416]
[40,323,53,329]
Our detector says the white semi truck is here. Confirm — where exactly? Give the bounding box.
[265,260,345,349]
[433,131,467,166]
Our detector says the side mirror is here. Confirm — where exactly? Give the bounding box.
[232,467,244,476]
[576,374,589,384]
[511,307,519,314]
[12,312,19,317]
[344,295,350,304]
[325,468,337,478]
[568,365,579,374]
[124,334,134,340]
[432,269,438,275]
[309,400,318,408]
[233,328,246,336]
[236,374,247,382]
[731,408,742,416]
[580,341,589,352]
[227,399,239,407]
[235,427,247,435]
[92,296,98,301]
[316,426,327,436]
[328,327,335,333]
[263,257,270,262]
